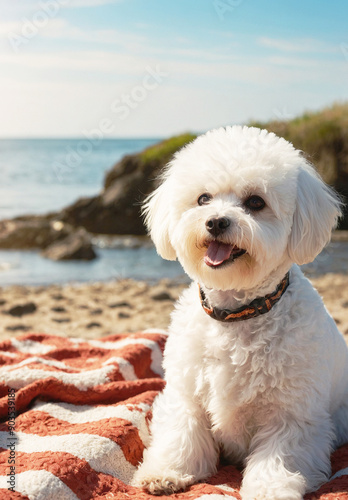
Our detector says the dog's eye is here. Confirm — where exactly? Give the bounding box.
[245,195,265,211]
[198,193,212,206]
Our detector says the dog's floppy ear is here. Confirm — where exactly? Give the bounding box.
[142,173,177,261]
[288,162,342,265]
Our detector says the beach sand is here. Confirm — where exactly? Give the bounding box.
[0,273,347,343]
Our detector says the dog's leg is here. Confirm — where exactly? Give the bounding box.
[132,387,218,495]
[240,413,334,500]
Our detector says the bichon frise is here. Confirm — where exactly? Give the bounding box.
[132,126,348,500]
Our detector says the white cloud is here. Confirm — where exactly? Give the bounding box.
[0,40,346,87]
[266,56,322,68]
[0,17,146,52]
[0,21,22,36]
[64,0,121,7]
[0,49,152,75]
[0,16,346,138]
[0,0,120,11]
[0,72,345,139]
[258,37,340,54]
[40,17,146,48]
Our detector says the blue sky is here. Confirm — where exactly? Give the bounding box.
[0,0,347,137]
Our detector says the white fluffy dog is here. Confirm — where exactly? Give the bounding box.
[132,126,348,500]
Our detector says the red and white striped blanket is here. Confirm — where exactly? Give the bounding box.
[0,332,347,499]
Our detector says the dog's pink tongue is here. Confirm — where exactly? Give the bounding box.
[204,241,233,267]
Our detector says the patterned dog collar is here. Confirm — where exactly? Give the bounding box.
[199,272,290,322]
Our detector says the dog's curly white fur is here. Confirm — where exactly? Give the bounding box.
[132,126,348,499]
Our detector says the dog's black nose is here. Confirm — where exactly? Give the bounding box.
[205,217,230,237]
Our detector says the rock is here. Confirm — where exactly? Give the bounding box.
[59,134,196,235]
[56,114,348,232]
[118,312,130,319]
[41,229,96,261]
[51,294,65,301]
[6,324,31,331]
[7,302,37,317]
[0,216,96,261]
[51,306,67,313]
[86,322,102,328]
[108,301,131,308]
[0,216,70,249]
[90,308,103,315]
[151,291,174,301]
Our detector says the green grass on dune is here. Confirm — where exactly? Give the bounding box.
[139,133,197,165]
[139,103,348,186]
[248,102,348,183]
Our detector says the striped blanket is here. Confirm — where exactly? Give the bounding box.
[0,332,347,499]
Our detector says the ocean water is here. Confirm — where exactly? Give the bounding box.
[0,138,184,286]
[0,138,159,219]
[0,138,347,286]
[0,247,187,287]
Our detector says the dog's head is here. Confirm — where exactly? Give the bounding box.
[143,126,342,291]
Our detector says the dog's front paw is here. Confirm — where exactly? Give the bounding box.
[240,472,305,500]
[132,468,194,495]
[241,488,303,500]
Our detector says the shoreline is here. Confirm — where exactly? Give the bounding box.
[0,230,347,289]
[0,273,347,344]
[331,229,348,241]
